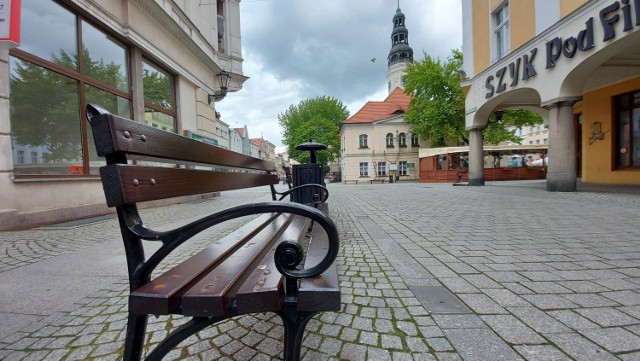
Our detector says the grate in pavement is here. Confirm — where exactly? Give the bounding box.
[411,286,471,314]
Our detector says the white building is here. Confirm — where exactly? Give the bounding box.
[0,0,246,230]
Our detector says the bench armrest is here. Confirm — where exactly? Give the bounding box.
[128,201,339,284]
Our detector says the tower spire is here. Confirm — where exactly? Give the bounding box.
[387,2,414,93]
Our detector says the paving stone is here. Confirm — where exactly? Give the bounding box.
[580,327,640,353]
[576,307,639,327]
[545,332,619,361]
[514,345,571,361]
[457,293,508,314]
[521,294,579,310]
[432,314,487,329]
[508,307,572,334]
[480,315,546,345]
[443,328,523,361]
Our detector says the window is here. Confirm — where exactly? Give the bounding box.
[399,161,408,175]
[398,132,407,147]
[493,2,509,61]
[359,162,368,176]
[615,90,640,168]
[411,133,419,147]
[143,59,176,133]
[17,150,25,164]
[386,133,394,147]
[543,138,548,144]
[31,151,38,163]
[377,161,387,176]
[9,1,133,176]
[536,139,541,144]
[217,0,226,53]
[359,134,368,148]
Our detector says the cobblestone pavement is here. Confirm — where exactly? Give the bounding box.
[1,181,639,360]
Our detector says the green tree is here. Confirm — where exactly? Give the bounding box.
[278,96,349,165]
[403,49,466,147]
[484,109,544,145]
[403,49,543,146]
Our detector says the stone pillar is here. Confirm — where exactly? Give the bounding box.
[544,98,580,192]
[468,128,485,186]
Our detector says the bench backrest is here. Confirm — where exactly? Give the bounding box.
[87,104,278,207]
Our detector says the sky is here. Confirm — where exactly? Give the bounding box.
[216,0,463,152]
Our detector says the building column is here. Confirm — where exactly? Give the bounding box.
[468,127,485,186]
[544,98,580,192]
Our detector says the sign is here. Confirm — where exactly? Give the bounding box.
[0,0,21,49]
[484,0,640,99]
[407,162,415,168]
[465,107,477,115]
[389,163,398,171]
[184,130,219,146]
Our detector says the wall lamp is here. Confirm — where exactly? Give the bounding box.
[208,70,231,104]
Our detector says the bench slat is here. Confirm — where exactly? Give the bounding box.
[181,213,296,317]
[91,113,275,171]
[129,213,278,315]
[101,164,278,207]
[299,204,341,311]
[236,215,311,314]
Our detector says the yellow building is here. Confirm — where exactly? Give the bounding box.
[462,0,640,190]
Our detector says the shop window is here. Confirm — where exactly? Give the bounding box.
[399,161,408,175]
[143,60,176,133]
[615,90,640,168]
[386,133,394,148]
[377,161,387,176]
[359,134,368,148]
[9,0,132,176]
[493,1,509,61]
[359,162,368,176]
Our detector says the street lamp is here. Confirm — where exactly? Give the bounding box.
[208,70,231,104]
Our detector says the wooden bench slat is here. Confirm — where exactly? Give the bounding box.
[299,204,341,312]
[181,213,296,317]
[91,113,275,171]
[101,165,278,206]
[129,213,278,315]
[236,215,311,314]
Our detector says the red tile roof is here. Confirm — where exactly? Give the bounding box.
[235,128,244,137]
[344,87,411,124]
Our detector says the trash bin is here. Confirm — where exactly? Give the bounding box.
[292,139,326,204]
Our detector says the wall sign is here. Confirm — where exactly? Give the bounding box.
[0,0,21,49]
[485,0,640,99]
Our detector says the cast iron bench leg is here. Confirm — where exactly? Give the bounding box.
[124,313,148,361]
[280,302,318,361]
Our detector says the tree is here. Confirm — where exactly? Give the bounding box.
[403,49,466,147]
[278,96,349,165]
[403,49,543,146]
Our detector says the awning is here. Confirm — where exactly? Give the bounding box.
[419,144,548,158]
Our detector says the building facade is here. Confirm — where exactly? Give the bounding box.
[462,0,640,190]
[339,6,425,183]
[0,0,245,230]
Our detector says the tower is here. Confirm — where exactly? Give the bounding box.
[387,2,414,93]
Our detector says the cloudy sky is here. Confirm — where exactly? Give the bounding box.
[216,0,463,151]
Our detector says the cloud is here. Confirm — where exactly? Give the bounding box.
[216,0,462,149]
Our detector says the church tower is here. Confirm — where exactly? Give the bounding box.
[387,2,414,94]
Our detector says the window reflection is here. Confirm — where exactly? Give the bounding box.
[82,21,129,91]
[19,1,77,69]
[143,61,174,109]
[10,58,82,175]
[145,107,175,133]
[85,85,132,174]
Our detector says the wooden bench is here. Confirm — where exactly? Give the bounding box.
[369,177,386,184]
[343,179,358,184]
[86,104,339,361]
